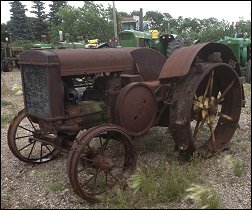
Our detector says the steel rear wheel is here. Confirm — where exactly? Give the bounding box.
[7,109,60,163]
[191,65,242,156]
[67,124,136,203]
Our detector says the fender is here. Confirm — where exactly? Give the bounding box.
[159,42,241,80]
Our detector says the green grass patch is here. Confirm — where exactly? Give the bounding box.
[232,161,246,177]
[1,114,13,127]
[48,181,64,192]
[1,100,13,107]
[100,155,204,208]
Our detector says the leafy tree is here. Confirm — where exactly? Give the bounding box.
[50,1,114,43]
[31,1,48,41]
[9,1,32,40]
[1,22,10,42]
[144,11,164,30]
[48,1,67,25]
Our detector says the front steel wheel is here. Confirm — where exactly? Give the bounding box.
[67,124,136,203]
[7,109,60,163]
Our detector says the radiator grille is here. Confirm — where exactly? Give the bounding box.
[23,66,51,118]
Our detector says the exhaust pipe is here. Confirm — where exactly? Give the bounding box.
[139,8,143,32]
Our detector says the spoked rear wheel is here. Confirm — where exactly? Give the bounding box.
[7,109,60,163]
[67,124,136,203]
[191,64,242,156]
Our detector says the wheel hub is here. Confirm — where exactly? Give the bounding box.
[93,153,114,171]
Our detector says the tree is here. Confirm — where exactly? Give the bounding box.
[49,1,114,43]
[144,11,164,30]
[9,1,32,40]
[48,1,67,25]
[31,1,48,41]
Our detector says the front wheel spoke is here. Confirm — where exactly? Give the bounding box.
[82,169,101,186]
[18,140,36,152]
[107,142,121,149]
[103,138,111,152]
[45,145,52,153]
[217,80,235,104]
[27,117,37,131]
[28,142,36,159]
[108,171,118,182]
[18,125,34,133]
[15,134,34,140]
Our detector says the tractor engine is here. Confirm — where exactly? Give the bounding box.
[19,48,166,137]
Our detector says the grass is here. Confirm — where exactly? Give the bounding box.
[1,100,13,107]
[100,155,204,209]
[1,114,13,127]
[185,183,220,209]
[223,154,246,177]
[48,181,64,192]
[232,161,246,177]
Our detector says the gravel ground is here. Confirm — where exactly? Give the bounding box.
[1,70,251,209]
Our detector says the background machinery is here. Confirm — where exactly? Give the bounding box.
[117,8,184,58]
[219,35,251,83]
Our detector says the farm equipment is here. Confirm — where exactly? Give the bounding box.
[8,42,245,202]
[1,32,23,72]
[219,33,251,83]
[118,8,184,58]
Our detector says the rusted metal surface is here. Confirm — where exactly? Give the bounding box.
[124,47,167,81]
[52,48,136,76]
[19,50,59,66]
[159,42,241,80]
[169,62,242,156]
[67,124,136,203]
[9,42,245,203]
[7,109,60,163]
[115,82,157,136]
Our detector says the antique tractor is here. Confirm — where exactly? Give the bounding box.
[8,42,245,203]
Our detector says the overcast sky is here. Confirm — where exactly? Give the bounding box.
[1,1,251,24]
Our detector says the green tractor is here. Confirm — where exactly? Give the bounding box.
[31,33,86,50]
[117,8,184,58]
[1,31,23,72]
[219,33,251,83]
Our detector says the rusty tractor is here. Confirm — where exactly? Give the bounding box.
[7,42,245,202]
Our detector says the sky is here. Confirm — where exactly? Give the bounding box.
[1,1,251,24]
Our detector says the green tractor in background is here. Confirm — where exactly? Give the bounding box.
[117,8,184,58]
[31,32,86,50]
[1,31,23,72]
[219,28,251,83]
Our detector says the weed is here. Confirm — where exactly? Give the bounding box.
[1,114,13,127]
[232,161,246,177]
[222,154,246,177]
[185,183,220,209]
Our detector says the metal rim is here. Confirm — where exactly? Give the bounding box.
[7,109,60,163]
[67,124,136,203]
[190,65,242,156]
[115,82,157,136]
